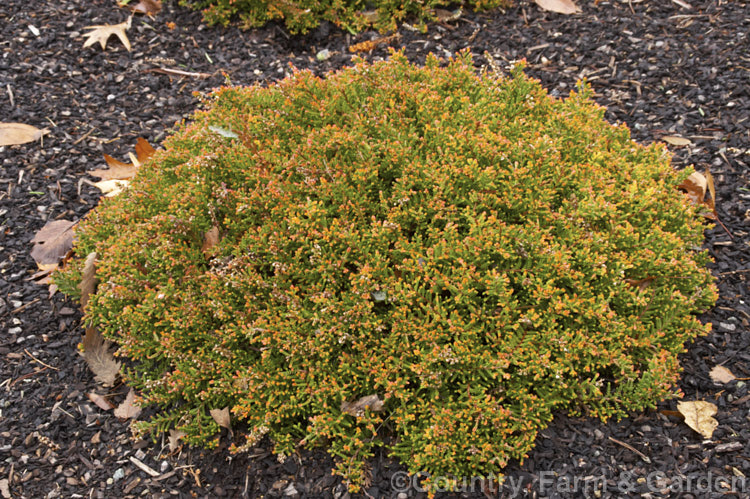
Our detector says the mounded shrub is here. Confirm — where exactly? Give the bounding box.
[58,51,717,492]
[178,0,510,34]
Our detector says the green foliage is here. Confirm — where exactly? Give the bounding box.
[177,0,511,34]
[59,51,717,492]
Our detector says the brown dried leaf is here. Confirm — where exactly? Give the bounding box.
[0,123,49,146]
[30,220,76,270]
[340,394,385,417]
[678,171,708,206]
[624,276,655,292]
[202,226,221,256]
[168,429,187,452]
[534,0,581,14]
[210,407,232,431]
[135,137,157,163]
[349,33,400,54]
[81,327,121,386]
[89,153,139,181]
[709,365,736,384]
[79,252,99,310]
[87,392,115,411]
[127,0,162,15]
[114,389,142,419]
[82,17,132,51]
[677,400,718,439]
[662,135,692,146]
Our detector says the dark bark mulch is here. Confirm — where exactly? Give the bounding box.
[1,0,749,497]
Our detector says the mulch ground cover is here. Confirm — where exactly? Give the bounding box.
[1,0,749,497]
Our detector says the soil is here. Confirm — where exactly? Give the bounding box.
[1,0,749,498]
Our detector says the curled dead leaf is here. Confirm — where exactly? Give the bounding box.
[341,394,385,417]
[125,0,162,15]
[202,226,221,256]
[677,400,718,439]
[0,122,49,146]
[81,326,121,386]
[79,252,99,310]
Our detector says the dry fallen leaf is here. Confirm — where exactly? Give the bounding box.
[88,138,156,193]
[0,122,49,146]
[341,394,385,417]
[168,429,187,452]
[114,389,142,419]
[210,407,232,432]
[82,17,132,51]
[202,226,221,256]
[709,365,736,384]
[349,33,401,54]
[79,252,99,310]
[534,0,581,14]
[88,392,115,411]
[678,171,708,206]
[30,220,76,272]
[94,179,130,197]
[662,135,692,146]
[89,153,139,181]
[677,400,718,439]
[126,0,162,15]
[81,326,121,386]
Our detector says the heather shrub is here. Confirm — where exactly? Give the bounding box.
[178,0,510,34]
[57,51,716,492]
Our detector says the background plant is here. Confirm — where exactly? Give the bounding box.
[177,0,511,33]
[57,51,717,492]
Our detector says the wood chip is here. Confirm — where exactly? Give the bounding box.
[129,456,160,477]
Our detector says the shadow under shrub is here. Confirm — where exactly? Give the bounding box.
[57,51,717,492]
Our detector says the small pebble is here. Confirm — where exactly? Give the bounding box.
[160,461,169,473]
[720,322,736,331]
[113,468,124,481]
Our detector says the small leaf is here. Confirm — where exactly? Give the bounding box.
[678,171,708,206]
[114,389,142,419]
[677,400,718,439]
[662,135,692,146]
[126,0,162,15]
[87,392,114,411]
[341,394,385,416]
[89,153,139,181]
[82,17,132,51]
[202,226,221,256]
[168,429,186,452]
[94,179,130,197]
[709,365,736,384]
[208,125,239,139]
[534,0,581,14]
[81,326,121,386]
[0,123,49,146]
[79,252,99,310]
[210,407,232,432]
[134,137,157,163]
[30,220,76,271]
